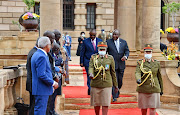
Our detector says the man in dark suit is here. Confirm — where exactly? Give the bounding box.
[26,38,39,115]
[160,43,167,52]
[107,29,129,102]
[80,29,102,95]
[31,37,59,115]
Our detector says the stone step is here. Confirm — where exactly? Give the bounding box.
[69,72,83,75]
[161,103,180,111]
[69,67,82,72]
[65,96,137,104]
[65,103,138,110]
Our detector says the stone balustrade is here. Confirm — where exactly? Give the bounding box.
[0,64,65,115]
[0,65,29,115]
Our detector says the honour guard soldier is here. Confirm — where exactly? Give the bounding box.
[106,30,113,40]
[98,29,106,42]
[135,44,163,115]
[89,41,118,115]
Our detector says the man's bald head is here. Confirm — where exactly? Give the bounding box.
[43,30,55,44]
[89,29,96,40]
[113,29,121,40]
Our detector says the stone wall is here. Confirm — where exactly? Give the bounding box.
[67,0,115,54]
[0,32,38,55]
[0,0,35,36]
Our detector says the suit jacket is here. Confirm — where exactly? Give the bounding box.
[48,50,56,79]
[80,37,102,67]
[76,37,86,56]
[31,49,54,95]
[107,38,129,70]
[160,43,167,52]
[26,47,38,92]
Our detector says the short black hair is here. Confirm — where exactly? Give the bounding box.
[89,29,96,33]
[80,31,85,35]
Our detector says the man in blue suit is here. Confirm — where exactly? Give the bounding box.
[107,29,129,102]
[31,37,59,115]
[80,29,102,95]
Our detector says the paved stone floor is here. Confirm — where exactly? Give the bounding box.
[59,56,180,115]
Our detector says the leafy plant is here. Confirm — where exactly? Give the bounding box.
[162,42,178,60]
[12,21,22,32]
[162,2,180,28]
[22,0,35,11]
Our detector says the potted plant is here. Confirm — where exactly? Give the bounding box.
[162,2,180,42]
[165,27,179,42]
[19,0,40,31]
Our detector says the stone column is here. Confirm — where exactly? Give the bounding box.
[136,0,143,53]
[96,3,104,31]
[142,0,162,58]
[40,0,62,36]
[115,0,137,56]
[74,3,87,31]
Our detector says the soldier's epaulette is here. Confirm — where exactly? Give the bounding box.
[107,54,113,58]
[91,53,98,59]
[137,59,143,65]
[152,59,159,63]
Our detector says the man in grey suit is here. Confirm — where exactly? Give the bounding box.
[106,29,129,102]
[26,38,39,115]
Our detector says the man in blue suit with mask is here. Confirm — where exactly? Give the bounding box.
[31,37,59,115]
[80,29,102,95]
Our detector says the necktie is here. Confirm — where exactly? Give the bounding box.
[115,40,119,53]
[92,41,96,51]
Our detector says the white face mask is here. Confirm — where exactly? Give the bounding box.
[99,51,106,56]
[109,33,113,36]
[66,35,69,36]
[102,31,105,34]
[81,34,85,37]
[144,54,152,59]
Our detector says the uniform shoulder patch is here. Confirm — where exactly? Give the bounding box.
[137,59,143,65]
[107,54,113,57]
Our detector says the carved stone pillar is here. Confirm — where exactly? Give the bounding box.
[142,0,163,59]
[115,0,137,56]
[4,80,10,114]
[74,3,86,31]
[136,0,143,53]
[40,0,62,36]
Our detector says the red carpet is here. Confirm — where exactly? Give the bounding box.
[74,102,137,105]
[79,108,158,115]
[63,67,134,98]
[66,65,158,115]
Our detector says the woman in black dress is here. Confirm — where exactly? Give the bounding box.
[76,32,86,56]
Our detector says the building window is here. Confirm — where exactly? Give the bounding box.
[63,0,75,29]
[86,4,96,29]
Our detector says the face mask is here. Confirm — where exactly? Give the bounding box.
[110,33,113,36]
[144,54,152,59]
[102,31,105,34]
[99,51,106,56]
[66,35,69,36]
[82,34,85,37]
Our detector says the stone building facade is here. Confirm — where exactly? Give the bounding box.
[0,0,180,55]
